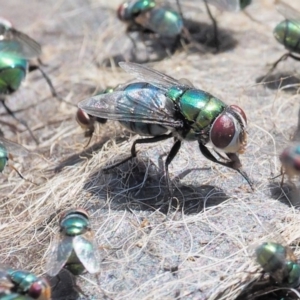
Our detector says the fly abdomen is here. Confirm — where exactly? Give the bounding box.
[120,121,169,136]
[0,53,27,94]
[274,20,300,53]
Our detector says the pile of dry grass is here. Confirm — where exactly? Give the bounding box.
[2,0,300,299]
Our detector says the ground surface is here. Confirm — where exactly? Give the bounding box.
[2,0,300,299]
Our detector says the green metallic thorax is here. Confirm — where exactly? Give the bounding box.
[124,0,155,20]
[256,242,286,272]
[0,145,8,172]
[7,270,37,294]
[274,20,300,53]
[0,53,28,95]
[60,213,89,236]
[167,87,226,140]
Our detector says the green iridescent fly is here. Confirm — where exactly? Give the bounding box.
[117,0,184,38]
[256,242,300,288]
[6,269,51,300]
[79,62,253,193]
[0,18,62,144]
[265,1,300,75]
[46,208,101,277]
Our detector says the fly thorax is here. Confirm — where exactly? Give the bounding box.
[117,0,156,21]
[209,105,247,154]
[59,209,90,236]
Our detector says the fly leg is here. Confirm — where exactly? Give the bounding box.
[165,139,182,203]
[204,0,219,51]
[103,133,173,170]
[261,52,300,81]
[28,64,75,107]
[0,98,39,144]
[199,143,254,190]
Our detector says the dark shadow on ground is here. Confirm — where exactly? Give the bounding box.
[48,269,79,300]
[269,182,300,207]
[83,157,228,214]
[101,19,237,66]
[53,135,128,173]
[234,278,299,300]
[256,73,300,92]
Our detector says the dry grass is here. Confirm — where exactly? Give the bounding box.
[2,0,300,299]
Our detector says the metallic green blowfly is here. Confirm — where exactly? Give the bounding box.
[46,208,100,277]
[6,269,51,300]
[256,242,300,287]
[266,0,300,75]
[79,62,253,193]
[0,17,61,144]
[117,0,183,38]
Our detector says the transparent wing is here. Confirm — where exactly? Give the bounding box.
[73,234,101,274]
[46,235,74,277]
[135,8,183,37]
[275,0,300,23]
[78,85,183,128]
[119,62,190,91]
[205,0,240,12]
[0,137,30,157]
[0,24,41,59]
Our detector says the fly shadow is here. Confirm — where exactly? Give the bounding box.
[47,269,79,300]
[234,278,299,300]
[53,134,129,174]
[269,181,300,208]
[101,19,237,67]
[256,73,300,92]
[83,156,228,214]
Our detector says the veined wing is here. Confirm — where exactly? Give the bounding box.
[73,234,101,274]
[205,0,240,12]
[0,22,41,59]
[78,85,183,128]
[0,137,30,157]
[46,235,73,277]
[275,0,300,27]
[119,62,190,91]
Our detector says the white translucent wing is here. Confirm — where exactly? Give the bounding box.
[0,22,41,59]
[73,235,101,274]
[78,86,183,128]
[275,0,300,23]
[205,0,240,12]
[0,137,30,157]
[46,235,73,277]
[119,62,189,91]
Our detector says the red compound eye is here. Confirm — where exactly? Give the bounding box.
[230,105,247,125]
[117,4,126,20]
[210,114,236,149]
[76,109,91,127]
[28,282,42,299]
